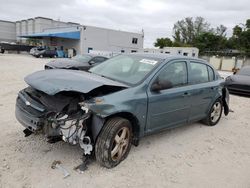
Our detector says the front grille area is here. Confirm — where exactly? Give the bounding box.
[17,88,47,116]
[15,88,49,131]
[16,97,45,117]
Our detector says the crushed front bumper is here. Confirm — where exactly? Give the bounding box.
[15,90,47,132]
[15,103,44,132]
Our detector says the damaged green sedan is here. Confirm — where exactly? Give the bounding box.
[15,54,229,168]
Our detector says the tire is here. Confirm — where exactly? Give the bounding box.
[202,98,223,126]
[95,117,132,168]
[39,54,43,58]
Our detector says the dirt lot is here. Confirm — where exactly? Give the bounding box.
[0,54,250,188]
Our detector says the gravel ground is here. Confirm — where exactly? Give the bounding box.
[0,54,250,188]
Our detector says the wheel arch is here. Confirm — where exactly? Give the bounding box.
[92,112,140,146]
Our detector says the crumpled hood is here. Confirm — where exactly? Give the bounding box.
[46,59,89,69]
[227,75,250,86]
[24,69,128,95]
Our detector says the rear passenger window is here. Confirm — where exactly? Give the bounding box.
[190,62,209,84]
[207,66,215,81]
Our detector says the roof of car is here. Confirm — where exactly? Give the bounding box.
[82,54,107,57]
[129,53,204,62]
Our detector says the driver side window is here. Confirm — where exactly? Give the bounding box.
[157,61,188,89]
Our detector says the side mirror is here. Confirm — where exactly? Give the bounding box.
[151,82,162,92]
[89,60,95,65]
[151,80,173,92]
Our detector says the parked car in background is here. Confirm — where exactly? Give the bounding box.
[225,65,250,96]
[44,54,108,70]
[30,47,45,56]
[15,54,229,168]
[34,49,57,58]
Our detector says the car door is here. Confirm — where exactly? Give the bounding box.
[187,61,219,122]
[146,60,191,133]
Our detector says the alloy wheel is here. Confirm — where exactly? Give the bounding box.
[111,127,130,161]
[210,102,222,123]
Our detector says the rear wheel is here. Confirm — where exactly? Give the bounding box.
[203,98,223,126]
[39,54,43,58]
[95,117,132,168]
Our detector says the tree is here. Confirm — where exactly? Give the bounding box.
[216,25,227,36]
[238,29,250,52]
[194,32,227,52]
[246,19,250,29]
[154,37,173,49]
[233,25,242,37]
[153,17,249,55]
[173,17,210,45]
[225,37,237,49]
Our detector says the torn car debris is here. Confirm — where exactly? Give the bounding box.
[15,54,230,168]
[51,160,70,179]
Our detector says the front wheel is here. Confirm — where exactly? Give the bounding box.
[203,98,223,126]
[95,117,132,168]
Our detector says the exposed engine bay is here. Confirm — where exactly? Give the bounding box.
[48,110,93,155]
[16,85,124,155]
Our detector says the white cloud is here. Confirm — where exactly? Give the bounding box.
[0,0,249,47]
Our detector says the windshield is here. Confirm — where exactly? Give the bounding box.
[238,66,250,76]
[72,55,92,63]
[89,55,161,85]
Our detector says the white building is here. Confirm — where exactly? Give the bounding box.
[141,47,199,58]
[0,20,16,42]
[0,17,144,54]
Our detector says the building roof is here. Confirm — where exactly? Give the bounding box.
[0,20,15,24]
[19,28,80,40]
